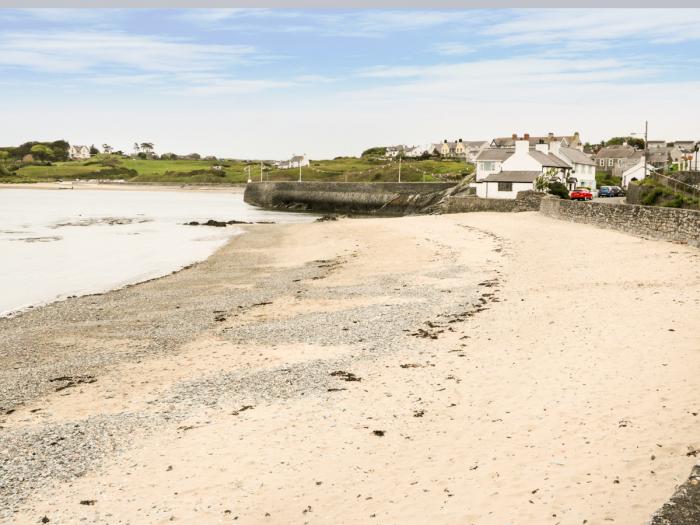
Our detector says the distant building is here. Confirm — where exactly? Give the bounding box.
[594,145,643,174]
[275,154,309,170]
[385,145,406,158]
[491,132,583,151]
[550,143,597,190]
[69,145,91,160]
[621,160,655,188]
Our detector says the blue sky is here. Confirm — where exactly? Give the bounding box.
[2,8,700,158]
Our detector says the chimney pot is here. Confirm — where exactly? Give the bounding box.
[512,133,517,140]
[524,133,530,140]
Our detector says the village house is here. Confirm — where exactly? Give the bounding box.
[475,148,514,181]
[674,140,697,154]
[621,159,655,188]
[275,154,309,170]
[69,145,91,160]
[404,144,432,158]
[385,145,406,158]
[491,132,583,151]
[549,142,597,190]
[594,144,643,174]
[475,137,572,199]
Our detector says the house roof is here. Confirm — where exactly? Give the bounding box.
[482,171,541,182]
[595,146,640,159]
[462,140,488,148]
[529,150,571,168]
[558,147,595,166]
[476,149,513,161]
[492,134,580,148]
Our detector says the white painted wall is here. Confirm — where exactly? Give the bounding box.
[476,181,534,199]
[501,140,542,171]
[621,161,652,187]
[475,160,503,181]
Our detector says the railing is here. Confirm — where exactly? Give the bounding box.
[652,172,700,198]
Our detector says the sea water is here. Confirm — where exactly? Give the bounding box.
[0,187,315,316]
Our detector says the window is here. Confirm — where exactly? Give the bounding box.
[608,159,614,167]
[599,159,605,166]
[498,181,513,192]
[480,161,495,171]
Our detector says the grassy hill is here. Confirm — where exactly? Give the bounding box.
[2,155,473,184]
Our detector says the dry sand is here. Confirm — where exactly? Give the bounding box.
[2,212,699,524]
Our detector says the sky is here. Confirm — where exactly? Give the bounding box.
[1,8,700,159]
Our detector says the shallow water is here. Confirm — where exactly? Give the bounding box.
[0,188,315,316]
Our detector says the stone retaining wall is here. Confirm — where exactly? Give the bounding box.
[539,197,700,247]
[443,191,544,213]
[244,181,456,215]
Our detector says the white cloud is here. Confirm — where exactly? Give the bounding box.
[432,42,475,56]
[0,31,257,74]
[484,9,700,46]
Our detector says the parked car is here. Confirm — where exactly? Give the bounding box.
[611,186,625,197]
[570,188,593,201]
[598,186,614,197]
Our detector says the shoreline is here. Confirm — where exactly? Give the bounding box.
[1,213,698,523]
[0,229,242,319]
[0,181,246,193]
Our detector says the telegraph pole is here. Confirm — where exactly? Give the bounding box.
[260,161,263,182]
[644,120,648,181]
[398,156,402,183]
[298,162,302,182]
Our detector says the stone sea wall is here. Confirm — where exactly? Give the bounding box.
[244,181,457,216]
[442,191,544,213]
[539,197,700,247]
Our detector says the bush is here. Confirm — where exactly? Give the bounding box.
[548,181,570,199]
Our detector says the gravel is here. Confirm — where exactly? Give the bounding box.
[0,224,503,519]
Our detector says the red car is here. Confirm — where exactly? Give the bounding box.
[570,188,593,201]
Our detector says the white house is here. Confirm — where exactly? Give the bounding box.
[476,138,572,199]
[276,154,309,170]
[475,149,514,181]
[404,144,431,158]
[550,142,597,190]
[385,145,406,158]
[69,145,91,160]
[621,160,655,188]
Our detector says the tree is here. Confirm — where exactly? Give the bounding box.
[29,144,54,161]
[606,136,645,150]
[133,143,141,155]
[89,144,99,156]
[102,144,113,154]
[140,142,154,156]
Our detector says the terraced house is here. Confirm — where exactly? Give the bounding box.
[475,136,574,199]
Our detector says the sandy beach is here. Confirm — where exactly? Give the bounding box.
[1,212,699,524]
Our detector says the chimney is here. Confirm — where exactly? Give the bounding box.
[548,132,554,139]
[524,133,530,140]
[535,143,548,153]
[459,138,463,142]
[515,140,529,154]
[549,142,561,156]
[512,133,517,140]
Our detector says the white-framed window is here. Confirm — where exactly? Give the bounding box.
[498,182,513,192]
[599,159,605,166]
[608,159,614,167]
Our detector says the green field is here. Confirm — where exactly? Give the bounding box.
[3,155,473,184]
